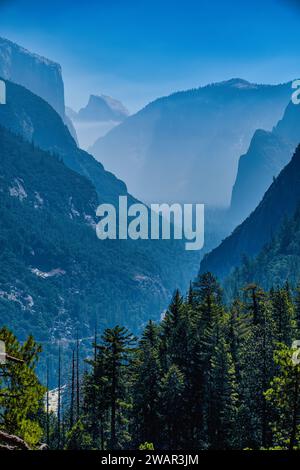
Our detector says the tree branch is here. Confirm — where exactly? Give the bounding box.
[0,430,31,450]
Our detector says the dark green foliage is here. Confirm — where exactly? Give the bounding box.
[265,345,300,450]
[0,327,46,447]
[72,326,136,450]
[226,204,300,296]
[74,273,300,450]
[2,274,299,450]
[0,124,197,385]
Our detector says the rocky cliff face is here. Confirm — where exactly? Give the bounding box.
[201,140,300,280]
[0,36,65,117]
[67,96,129,150]
[77,94,129,122]
[230,100,300,225]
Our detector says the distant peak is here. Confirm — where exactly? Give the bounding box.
[77,94,129,122]
[213,78,258,89]
[89,94,129,116]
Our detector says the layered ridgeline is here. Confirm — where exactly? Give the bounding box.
[201,142,300,281]
[90,79,291,205]
[0,81,198,346]
[0,36,77,142]
[230,99,300,225]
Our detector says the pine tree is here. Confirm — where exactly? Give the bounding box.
[132,322,162,447]
[99,326,135,449]
[82,345,110,449]
[193,272,222,312]
[238,294,276,448]
[271,287,294,344]
[0,327,46,448]
[159,364,185,449]
[160,289,184,369]
[265,344,300,449]
[208,338,239,449]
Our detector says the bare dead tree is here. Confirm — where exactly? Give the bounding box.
[46,359,50,447]
[70,348,75,429]
[76,333,80,420]
[57,344,61,450]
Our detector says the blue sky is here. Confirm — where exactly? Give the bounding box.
[0,0,299,112]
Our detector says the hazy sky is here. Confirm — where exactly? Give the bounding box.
[0,0,299,112]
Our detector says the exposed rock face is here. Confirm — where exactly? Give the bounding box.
[67,99,127,150]
[230,100,300,225]
[0,36,65,117]
[201,140,300,280]
[77,94,129,122]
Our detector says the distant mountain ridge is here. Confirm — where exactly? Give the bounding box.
[90,78,292,205]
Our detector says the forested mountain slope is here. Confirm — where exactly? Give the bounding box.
[0,79,127,205]
[0,126,196,359]
[226,203,300,296]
